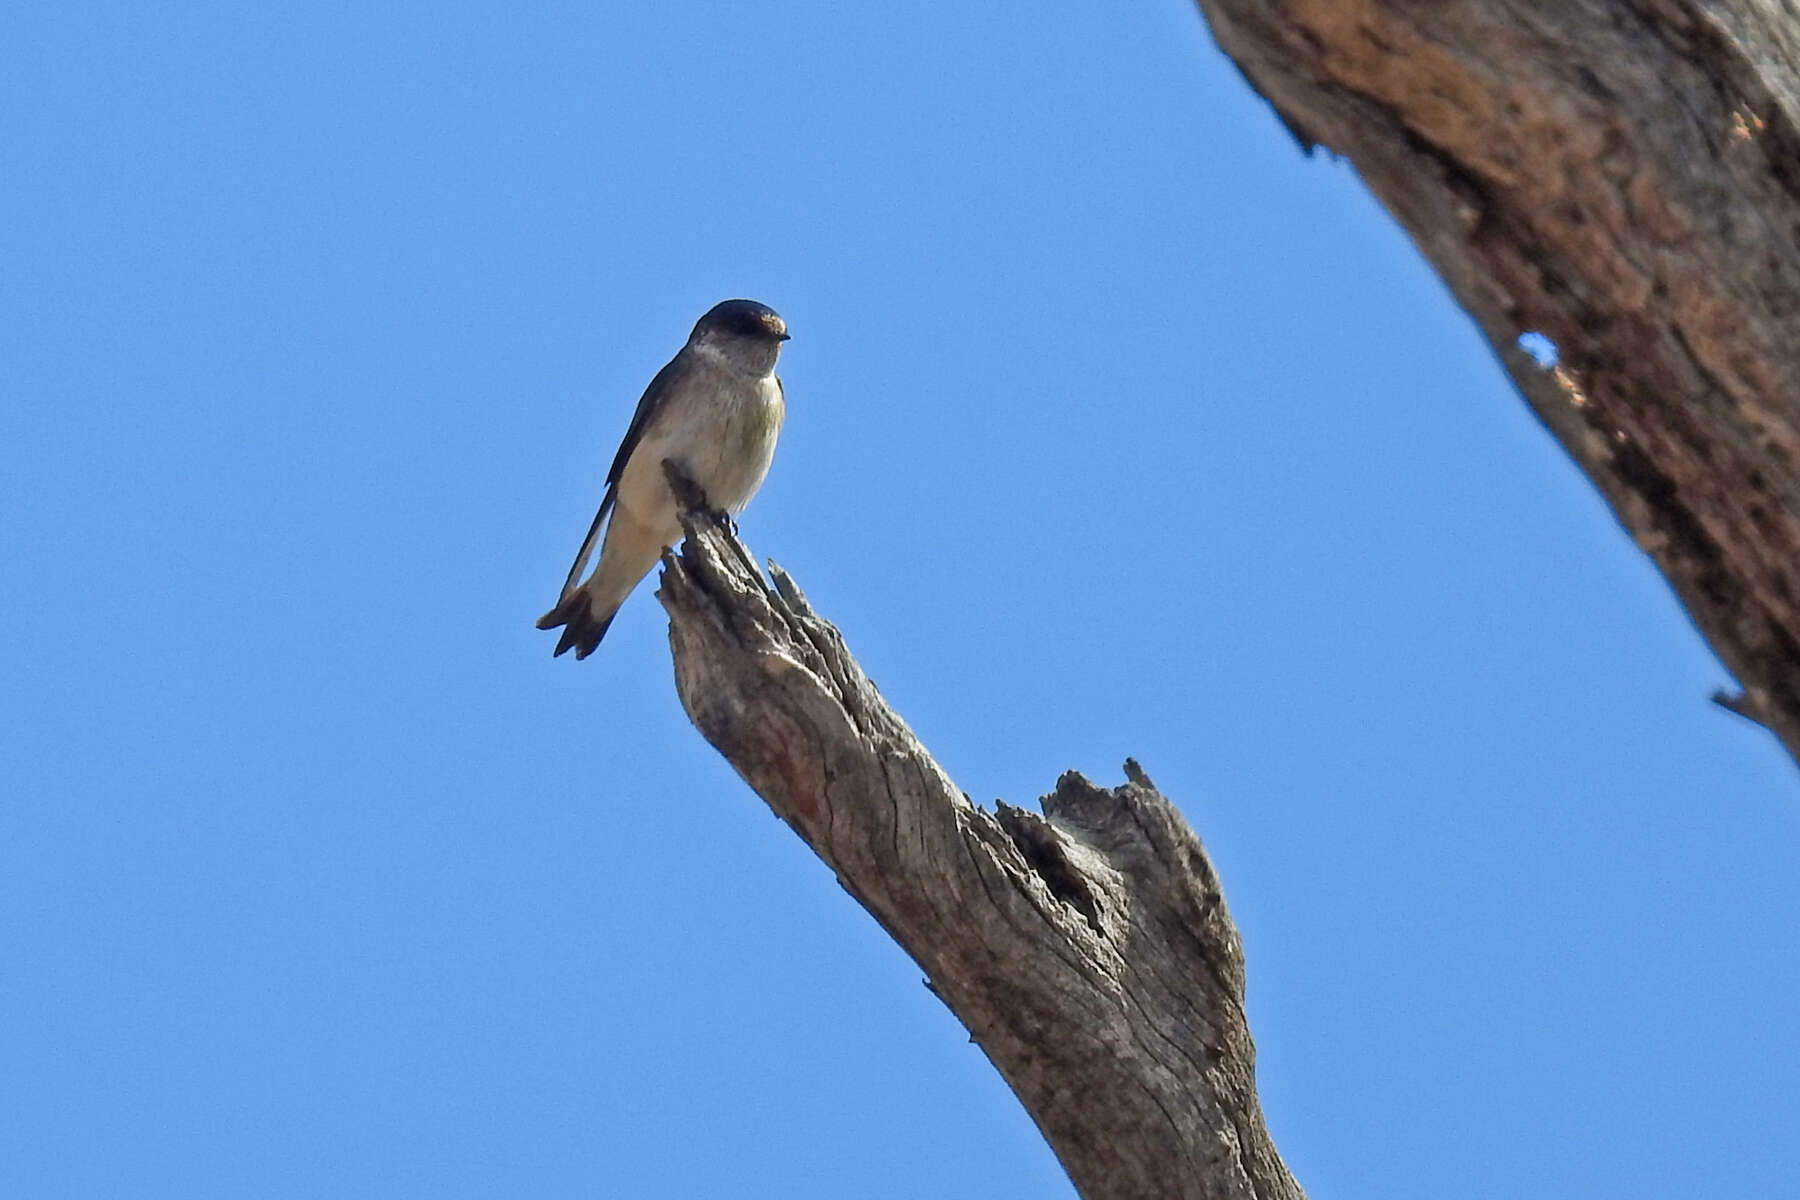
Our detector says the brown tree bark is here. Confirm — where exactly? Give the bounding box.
[1192,0,1800,764]
[656,507,1305,1200]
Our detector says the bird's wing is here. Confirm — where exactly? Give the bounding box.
[606,355,684,486]
[555,355,686,600]
[553,480,619,601]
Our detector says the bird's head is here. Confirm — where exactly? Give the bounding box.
[689,298,790,375]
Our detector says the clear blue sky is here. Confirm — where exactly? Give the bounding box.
[5,2,1796,1197]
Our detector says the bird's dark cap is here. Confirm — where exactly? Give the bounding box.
[695,298,789,342]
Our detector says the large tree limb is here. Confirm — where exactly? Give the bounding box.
[655,509,1304,1200]
[1193,0,1800,763]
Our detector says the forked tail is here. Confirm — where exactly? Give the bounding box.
[535,589,619,659]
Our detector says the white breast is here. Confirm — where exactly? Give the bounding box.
[702,372,784,513]
[613,367,784,541]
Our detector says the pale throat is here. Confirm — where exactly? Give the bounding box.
[692,338,779,379]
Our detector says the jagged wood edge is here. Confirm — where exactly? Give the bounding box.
[655,514,1304,1200]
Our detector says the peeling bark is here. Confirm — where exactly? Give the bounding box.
[656,512,1304,1200]
[1193,0,1800,763]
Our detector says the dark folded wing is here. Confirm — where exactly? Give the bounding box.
[555,354,687,599]
[554,480,617,600]
[605,355,686,486]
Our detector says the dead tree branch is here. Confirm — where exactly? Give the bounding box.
[1192,0,1800,764]
[655,513,1304,1200]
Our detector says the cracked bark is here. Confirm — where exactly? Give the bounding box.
[656,512,1304,1200]
[1190,0,1800,766]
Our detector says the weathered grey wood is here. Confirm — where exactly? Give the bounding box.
[1193,0,1800,764]
[656,512,1304,1200]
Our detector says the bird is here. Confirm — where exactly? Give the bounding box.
[536,299,789,659]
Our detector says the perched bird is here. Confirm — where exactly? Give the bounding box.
[537,299,789,659]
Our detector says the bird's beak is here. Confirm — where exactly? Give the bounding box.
[778,331,792,341]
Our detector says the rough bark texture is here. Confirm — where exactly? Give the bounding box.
[1193,0,1800,763]
[656,510,1304,1200]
